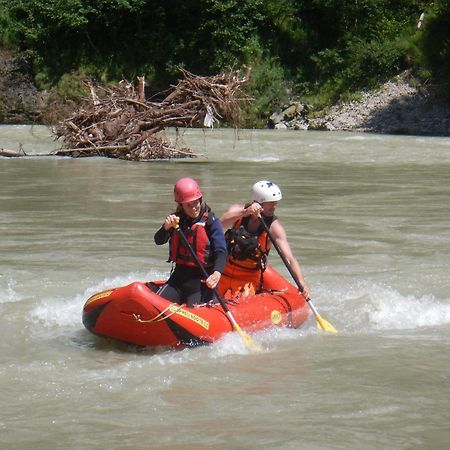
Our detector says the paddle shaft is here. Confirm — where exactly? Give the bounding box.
[174,225,259,341]
[174,226,230,313]
[259,215,337,333]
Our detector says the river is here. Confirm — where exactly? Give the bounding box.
[1,125,450,449]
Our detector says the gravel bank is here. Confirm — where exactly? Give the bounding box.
[309,72,450,136]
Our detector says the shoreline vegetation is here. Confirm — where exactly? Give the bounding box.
[2,47,449,139]
[1,68,449,159]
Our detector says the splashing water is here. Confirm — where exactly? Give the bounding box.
[318,280,450,333]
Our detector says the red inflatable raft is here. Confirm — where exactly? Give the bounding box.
[82,265,309,348]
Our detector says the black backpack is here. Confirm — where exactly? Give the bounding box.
[225,226,265,263]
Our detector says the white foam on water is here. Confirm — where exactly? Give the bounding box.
[198,317,319,358]
[0,277,21,304]
[317,280,450,333]
[207,331,261,357]
[367,289,450,330]
[28,269,168,332]
[236,155,280,162]
[27,266,450,358]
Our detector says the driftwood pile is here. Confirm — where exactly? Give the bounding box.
[1,67,251,160]
[53,67,251,160]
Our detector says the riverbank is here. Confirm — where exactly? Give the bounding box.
[1,48,449,136]
[309,72,450,136]
[271,71,450,136]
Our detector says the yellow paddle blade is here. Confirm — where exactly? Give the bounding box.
[315,314,338,333]
[234,325,264,353]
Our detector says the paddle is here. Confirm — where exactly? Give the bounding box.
[174,225,263,352]
[259,216,337,333]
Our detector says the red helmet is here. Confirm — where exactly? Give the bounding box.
[174,177,203,203]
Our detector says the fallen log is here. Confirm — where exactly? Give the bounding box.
[1,148,27,157]
[0,148,50,157]
[1,143,202,159]
[51,135,203,160]
[50,145,128,154]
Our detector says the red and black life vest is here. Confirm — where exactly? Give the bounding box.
[169,211,212,268]
[225,215,275,270]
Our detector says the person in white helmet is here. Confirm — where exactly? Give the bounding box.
[219,180,310,298]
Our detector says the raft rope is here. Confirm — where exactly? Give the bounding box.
[131,304,182,323]
[127,288,290,323]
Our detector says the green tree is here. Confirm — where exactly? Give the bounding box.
[1,0,265,88]
[417,0,450,85]
[0,0,443,123]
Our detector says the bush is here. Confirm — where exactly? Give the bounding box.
[241,54,291,126]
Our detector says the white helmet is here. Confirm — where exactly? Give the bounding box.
[251,180,282,203]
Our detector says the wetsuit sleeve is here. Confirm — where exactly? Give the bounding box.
[208,215,227,273]
[154,226,171,245]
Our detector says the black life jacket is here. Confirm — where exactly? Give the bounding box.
[225,215,275,269]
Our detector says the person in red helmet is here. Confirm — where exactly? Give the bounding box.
[152,177,227,307]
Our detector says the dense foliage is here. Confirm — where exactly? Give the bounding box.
[0,0,447,122]
[417,0,450,85]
